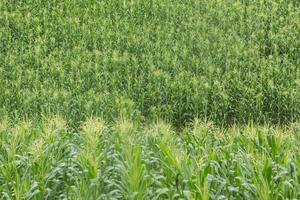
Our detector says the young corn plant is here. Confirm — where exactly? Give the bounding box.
[73,117,105,199]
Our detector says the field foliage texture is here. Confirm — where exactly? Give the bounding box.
[0,0,299,126]
[1,118,300,199]
[0,0,300,199]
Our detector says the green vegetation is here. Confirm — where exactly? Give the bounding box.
[1,117,300,199]
[0,0,300,199]
[0,0,299,126]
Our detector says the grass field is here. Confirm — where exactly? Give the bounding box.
[0,0,299,199]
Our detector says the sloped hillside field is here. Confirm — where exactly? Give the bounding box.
[1,0,299,125]
[0,0,299,199]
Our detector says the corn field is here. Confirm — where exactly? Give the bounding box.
[0,0,299,126]
[0,0,299,199]
[1,117,300,199]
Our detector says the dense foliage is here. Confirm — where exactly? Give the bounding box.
[0,0,299,126]
[1,117,300,199]
[0,1,299,199]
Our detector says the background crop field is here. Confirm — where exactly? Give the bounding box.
[0,0,300,199]
[0,0,299,127]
